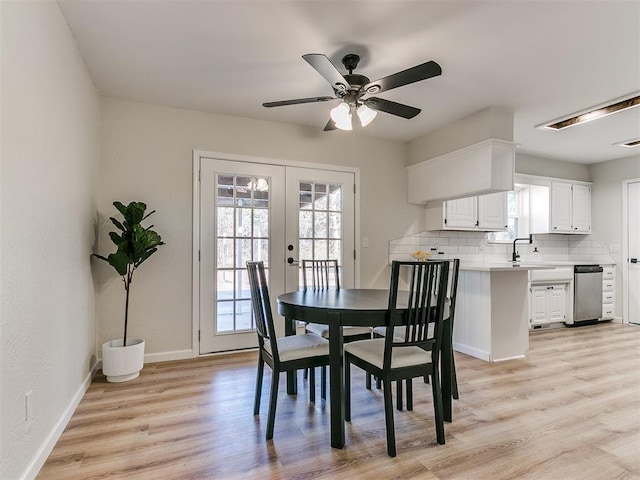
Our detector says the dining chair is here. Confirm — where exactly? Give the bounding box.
[370,258,461,408]
[303,260,373,342]
[302,259,373,398]
[344,260,450,457]
[247,261,331,440]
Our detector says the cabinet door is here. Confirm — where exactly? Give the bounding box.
[445,197,477,228]
[531,287,548,324]
[531,285,567,325]
[551,182,572,232]
[477,192,507,230]
[548,286,567,322]
[571,184,591,233]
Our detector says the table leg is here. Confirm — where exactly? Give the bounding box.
[284,316,297,395]
[441,317,452,422]
[328,312,345,448]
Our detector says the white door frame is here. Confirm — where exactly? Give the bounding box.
[622,177,640,324]
[191,149,361,356]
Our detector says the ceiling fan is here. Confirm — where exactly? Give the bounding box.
[263,53,442,131]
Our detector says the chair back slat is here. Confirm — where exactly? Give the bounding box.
[246,261,280,362]
[301,259,340,290]
[385,260,449,369]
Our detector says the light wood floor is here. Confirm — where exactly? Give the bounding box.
[39,323,640,480]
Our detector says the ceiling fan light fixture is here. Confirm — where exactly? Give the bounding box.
[357,104,377,127]
[330,102,352,130]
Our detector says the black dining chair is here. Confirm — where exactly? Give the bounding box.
[370,258,461,409]
[247,261,331,440]
[303,259,373,341]
[301,259,373,398]
[344,260,450,457]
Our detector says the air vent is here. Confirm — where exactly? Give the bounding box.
[538,93,640,131]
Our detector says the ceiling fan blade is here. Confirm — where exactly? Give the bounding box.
[363,60,441,95]
[263,96,335,108]
[302,54,349,94]
[364,97,421,119]
[323,118,338,131]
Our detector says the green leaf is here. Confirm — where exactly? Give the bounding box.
[109,217,125,232]
[109,231,123,246]
[107,251,129,276]
[113,201,127,216]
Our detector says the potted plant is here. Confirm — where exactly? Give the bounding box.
[94,201,165,382]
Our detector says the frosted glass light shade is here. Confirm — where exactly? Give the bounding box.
[357,104,377,126]
[330,102,352,130]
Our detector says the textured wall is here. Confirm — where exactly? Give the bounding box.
[0,2,100,478]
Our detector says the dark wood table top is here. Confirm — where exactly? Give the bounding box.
[278,288,389,311]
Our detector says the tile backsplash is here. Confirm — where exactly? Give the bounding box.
[389,231,616,265]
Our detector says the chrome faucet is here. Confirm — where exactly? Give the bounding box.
[512,234,533,262]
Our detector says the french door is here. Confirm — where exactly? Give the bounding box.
[197,155,356,354]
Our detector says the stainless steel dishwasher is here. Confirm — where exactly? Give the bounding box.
[571,265,603,325]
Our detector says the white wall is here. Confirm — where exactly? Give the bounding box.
[516,153,591,182]
[590,155,640,318]
[407,106,514,166]
[0,2,100,479]
[98,97,419,356]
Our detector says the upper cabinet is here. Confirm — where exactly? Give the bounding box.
[408,139,516,204]
[550,182,591,233]
[519,175,592,235]
[425,192,508,231]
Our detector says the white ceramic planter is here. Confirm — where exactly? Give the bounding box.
[102,338,145,383]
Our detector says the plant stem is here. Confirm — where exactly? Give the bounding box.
[123,268,132,347]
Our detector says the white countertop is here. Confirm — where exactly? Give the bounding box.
[460,263,554,272]
[459,260,615,271]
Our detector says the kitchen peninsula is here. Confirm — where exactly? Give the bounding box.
[453,263,549,362]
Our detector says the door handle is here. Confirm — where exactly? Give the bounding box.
[631,258,638,263]
[287,257,299,266]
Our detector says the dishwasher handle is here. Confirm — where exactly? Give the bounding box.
[574,265,604,274]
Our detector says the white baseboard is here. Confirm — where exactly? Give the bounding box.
[21,360,100,480]
[143,348,195,364]
[453,342,490,362]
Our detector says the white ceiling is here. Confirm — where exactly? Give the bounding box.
[58,0,640,165]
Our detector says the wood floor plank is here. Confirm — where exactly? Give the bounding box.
[38,323,640,479]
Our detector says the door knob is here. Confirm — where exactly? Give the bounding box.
[287,257,299,265]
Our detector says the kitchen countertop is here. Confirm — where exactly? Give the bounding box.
[460,263,555,272]
[459,261,615,271]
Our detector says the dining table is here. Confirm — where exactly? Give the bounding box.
[277,288,453,449]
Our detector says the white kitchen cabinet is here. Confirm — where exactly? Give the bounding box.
[550,181,591,233]
[571,184,591,232]
[602,265,615,319]
[445,196,477,228]
[530,285,567,327]
[426,192,507,231]
[478,192,509,230]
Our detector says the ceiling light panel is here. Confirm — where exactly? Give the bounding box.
[537,93,640,131]
[613,138,640,148]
